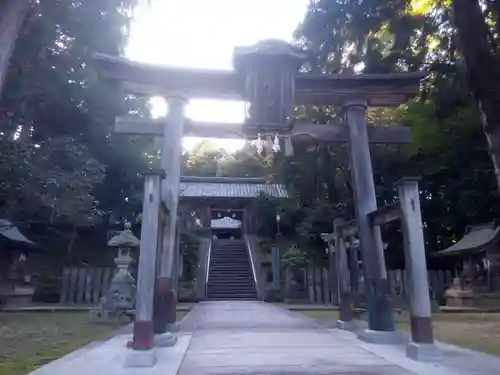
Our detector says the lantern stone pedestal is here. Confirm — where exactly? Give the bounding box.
[445,278,500,308]
[0,283,34,308]
[444,279,475,307]
[91,222,137,323]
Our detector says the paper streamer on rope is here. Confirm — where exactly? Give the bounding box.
[256,134,264,154]
[272,134,280,153]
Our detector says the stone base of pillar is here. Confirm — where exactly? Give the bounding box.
[366,279,395,332]
[154,332,177,347]
[357,328,403,345]
[166,321,179,332]
[124,348,157,368]
[336,320,356,331]
[406,342,442,362]
[153,279,176,334]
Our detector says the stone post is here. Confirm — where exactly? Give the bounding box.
[154,96,186,340]
[397,178,441,361]
[271,242,281,292]
[348,241,360,303]
[334,219,354,329]
[321,232,338,305]
[125,170,164,368]
[343,99,396,340]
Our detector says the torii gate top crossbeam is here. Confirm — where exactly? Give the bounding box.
[93,53,425,107]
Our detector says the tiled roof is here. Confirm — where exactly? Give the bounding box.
[179,177,288,199]
[0,219,38,248]
[211,217,242,229]
[433,222,500,257]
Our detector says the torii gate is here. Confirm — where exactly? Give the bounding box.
[0,0,30,96]
[93,39,425,366]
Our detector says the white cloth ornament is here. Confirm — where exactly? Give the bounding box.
[272,134,280,153]
[256,134,263,154]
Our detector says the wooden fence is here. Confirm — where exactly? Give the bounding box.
[294,267,459,305]
[59,267,116,305]
[60,265,465,305]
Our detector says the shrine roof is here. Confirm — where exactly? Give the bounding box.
[179,176,288,199]
[0,219,39,250]
[433,222,500,257]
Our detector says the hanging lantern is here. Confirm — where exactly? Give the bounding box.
[233,40,306,134]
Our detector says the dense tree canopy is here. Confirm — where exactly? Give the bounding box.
[2,0,500,270]
[0,0,151,227]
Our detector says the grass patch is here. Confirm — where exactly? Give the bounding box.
[296,309,500,357]
[298,310,339,321]
[0,311,188,375]
[396,312,500,357]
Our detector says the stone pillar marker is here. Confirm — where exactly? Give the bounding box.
[321,232,339,305]
[334,219,354,329]
[126,169,164,368]
[397,178,441,361]
[154,95,187,341]
[271,242,281,292]
[343,99,396,341]
[348,239,360,300]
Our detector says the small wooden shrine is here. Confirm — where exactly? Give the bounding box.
[0,219,40,308]
[434,222,500,307]
[179,176,287,237]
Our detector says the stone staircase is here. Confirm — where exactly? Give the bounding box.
[206,239,257,300]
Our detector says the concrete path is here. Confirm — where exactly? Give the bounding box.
[177,301,500,375]
[28,301,500,375]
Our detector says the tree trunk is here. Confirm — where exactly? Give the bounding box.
[0,0,30,96]
[452,0,500,192]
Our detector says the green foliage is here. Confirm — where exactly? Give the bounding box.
[180,232,199,282]
[0,136,105,224]
[0,0,150,227]
[281,245,309,268]
[290,0,500,260]
[3,0,500,275]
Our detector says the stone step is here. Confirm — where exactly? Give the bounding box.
[209,275,253,279]
[207,293,257,298]
[209,265,252,270]
[207,282,256,287]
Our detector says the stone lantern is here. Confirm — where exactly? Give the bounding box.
[93,222,138,322]
[233,39,306,133]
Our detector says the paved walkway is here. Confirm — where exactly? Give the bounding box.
[29,301,500,375]
[176,301,500,375]
[178,301,409,374]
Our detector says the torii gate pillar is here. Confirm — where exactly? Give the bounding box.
[153,96,187,341]
[343,99,395,333]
